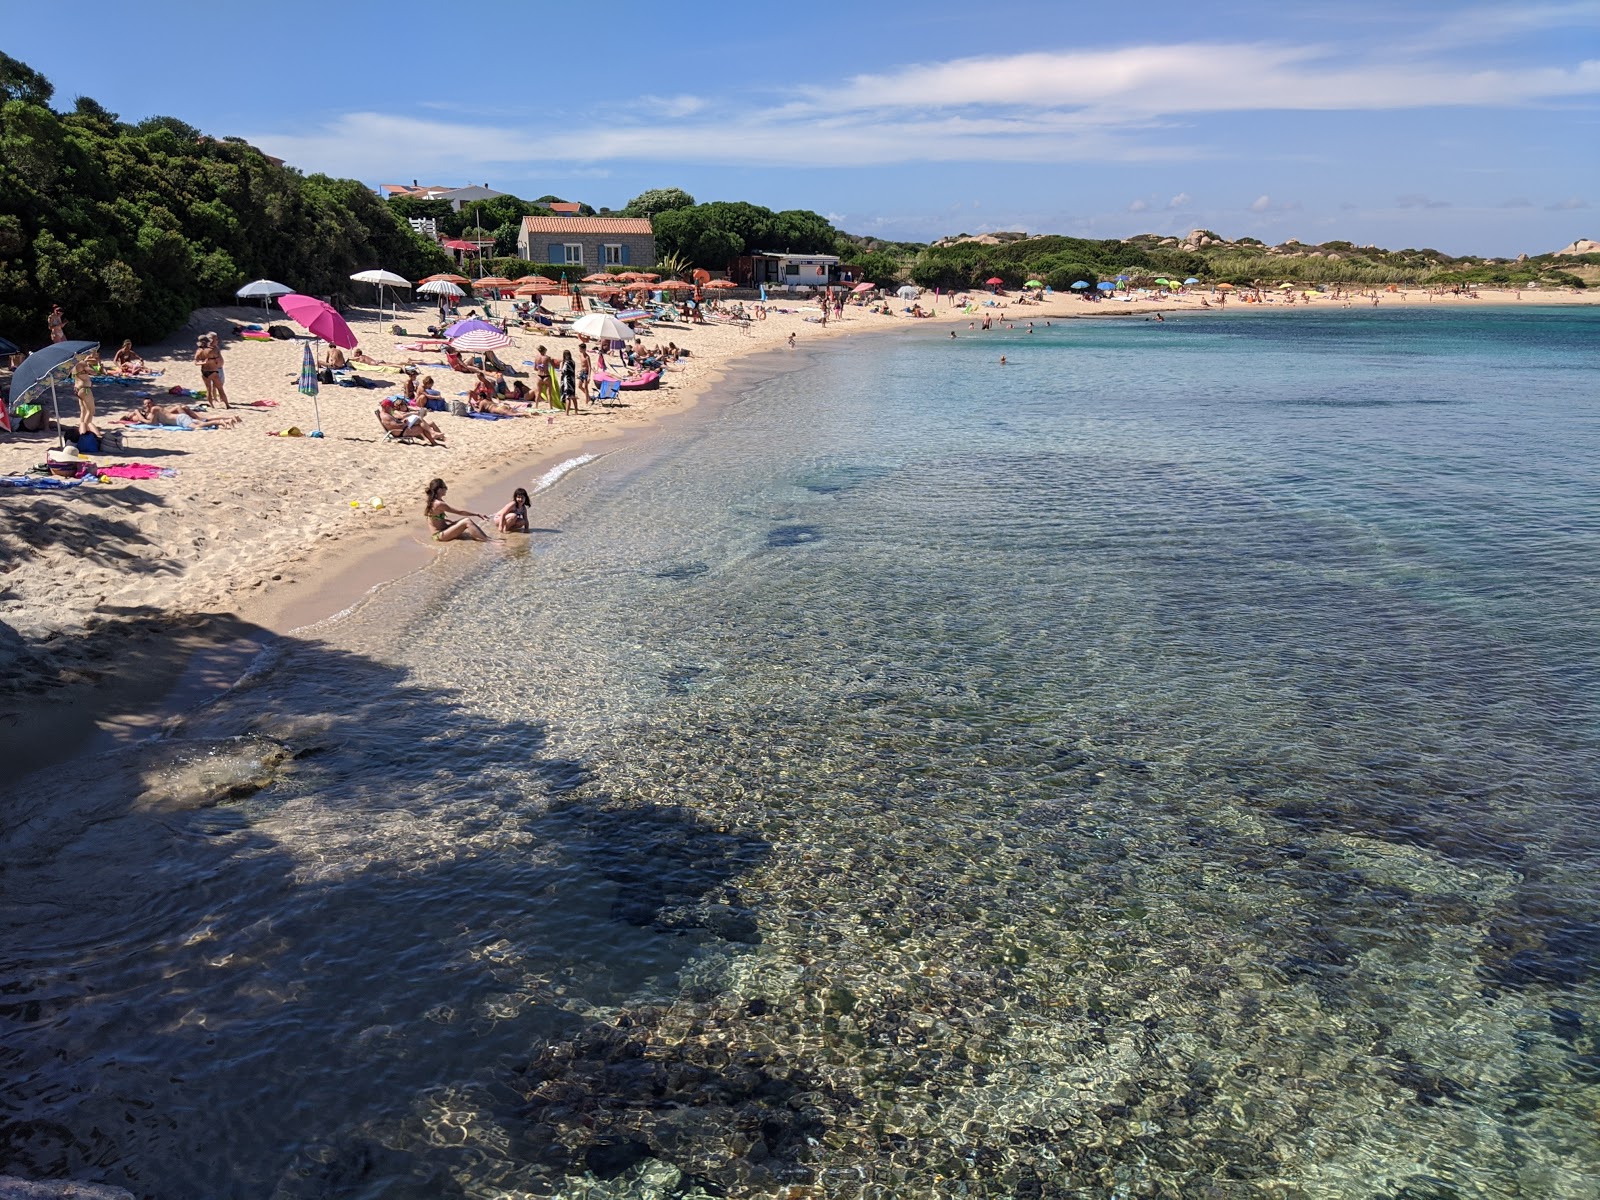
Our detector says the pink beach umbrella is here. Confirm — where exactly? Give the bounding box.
[445,317,511,351]
[277,293,358,349]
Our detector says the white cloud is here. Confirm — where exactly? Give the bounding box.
[1128,198,1150,212]
[1547,195,1590,209]
[1167,192,1192,208]
[246,31,1600,175]
[1250,195,1272,212]
[1397,193,1452,209]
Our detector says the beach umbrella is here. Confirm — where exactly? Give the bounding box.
[445,318,511,351]
[350,269,411,331]
[1280,282,1296,289]
[985,277,1004,286]
[8,340,98,449]
[704,279,737,290]
[569,313,633,343]
[236,278,293,309]
[0,335,18,355]
[581,273,612,283]
[1070,281,1089,289]
[851,282,875,293]
[656,279,693,292]
[1096,281,1115,290]
[1024,279,1043,289]
[1184,277,1200,285]
[417,280,465,299]
[514,274,555,285]
[277,293,358,348]
[296,341,325,438]
[897,285,919,299]
[1215,283,1235,290]
[615,309,651,321]
[1115,274,1130,281]
[419,273,469,286]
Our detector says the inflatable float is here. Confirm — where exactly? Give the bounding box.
[595,370,661,391]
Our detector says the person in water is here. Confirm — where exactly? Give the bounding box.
[494,486,531,532]
[423,478,488,542]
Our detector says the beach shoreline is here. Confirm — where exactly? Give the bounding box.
[2,287,1595,776]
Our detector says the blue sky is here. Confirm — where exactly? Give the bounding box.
[9,0,1598,255]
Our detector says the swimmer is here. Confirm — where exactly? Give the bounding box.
[999,356,1007,365]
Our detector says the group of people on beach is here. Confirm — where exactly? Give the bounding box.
[424,477,529,542]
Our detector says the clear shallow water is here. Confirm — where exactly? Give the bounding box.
[3,307,1598,1199]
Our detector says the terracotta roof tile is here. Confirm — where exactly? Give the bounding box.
[521,216,653,235]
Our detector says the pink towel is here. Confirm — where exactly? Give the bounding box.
[99,463,172,480]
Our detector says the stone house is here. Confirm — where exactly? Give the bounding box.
[518,216,655,270]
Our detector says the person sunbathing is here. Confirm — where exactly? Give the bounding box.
[112,340,147,374]
[443,346,474,374]
[481,348,515,375]
[379,397,445,445]
[133,398,240,429]
[321,345,348,370]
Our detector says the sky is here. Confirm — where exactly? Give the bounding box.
[8,0,1599,256]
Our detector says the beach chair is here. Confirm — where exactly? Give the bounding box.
[376,407,421,444]
[595,380,621,405]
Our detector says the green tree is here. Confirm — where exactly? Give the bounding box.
[0,51,53,106]
[621,187,695,217]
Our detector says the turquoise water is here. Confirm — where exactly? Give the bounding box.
[2,307,1598,1198]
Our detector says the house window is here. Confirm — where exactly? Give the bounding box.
[602,244,624,265]
[563,244,583,264]
[784,263,800,276]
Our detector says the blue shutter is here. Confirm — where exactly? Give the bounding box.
[620,243,631,265]
[548,243,562,264]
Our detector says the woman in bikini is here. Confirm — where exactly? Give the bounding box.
[112,340,146,374]
[424,478,489,542]
[494,486,532,533]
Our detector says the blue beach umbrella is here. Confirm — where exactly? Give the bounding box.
[9,339,99,450]
[1070,281,1090,289]
[1184,277,1200,285]
[297,341,325,438]
[1096,281,1115,290]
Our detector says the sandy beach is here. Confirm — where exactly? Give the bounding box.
[3,284,1596,765]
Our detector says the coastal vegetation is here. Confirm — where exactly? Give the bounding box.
[909,230,1596,292]
[0,53,450,345]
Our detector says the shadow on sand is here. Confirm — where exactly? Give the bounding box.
[0,610,816,1200]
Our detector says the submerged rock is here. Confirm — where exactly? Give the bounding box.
[0,1180,134,1200]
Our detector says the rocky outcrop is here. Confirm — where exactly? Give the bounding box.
[0,1180,134,1200]
[1554,238,1599,255]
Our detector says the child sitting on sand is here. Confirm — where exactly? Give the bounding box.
[424,478,488,542]
[494,487,531,533]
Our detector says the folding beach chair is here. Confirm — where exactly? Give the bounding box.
[595,380,621,405]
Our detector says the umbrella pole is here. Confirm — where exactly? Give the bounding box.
[50,378,64,451]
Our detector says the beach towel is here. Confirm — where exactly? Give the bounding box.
[467,412,503,421]
[120,423,200,431]
[240,400,280,408]
[99,464,176,480]
[0,475,83,489]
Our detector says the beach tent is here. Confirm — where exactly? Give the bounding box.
[896,285,919,300]
[9,340,99,450]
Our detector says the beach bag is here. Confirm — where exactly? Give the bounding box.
[77,431,101,454]
[98,427,124,453]
[318,367,336,384]
[450,400,469,417]
[425,398,446,412]
[18,405,47,432]
[268,324,295,340]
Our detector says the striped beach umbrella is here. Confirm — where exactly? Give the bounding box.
[298,341,325,438]
[445,317,512,351]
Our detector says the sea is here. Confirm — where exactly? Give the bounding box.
[2,306,1598,1200]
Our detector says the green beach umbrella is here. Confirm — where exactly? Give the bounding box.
[297,341,325,438]
[1024,279,1043,288]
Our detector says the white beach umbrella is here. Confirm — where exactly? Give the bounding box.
[350,269,411,330]
[896,285,919,299]
[236,279,293,309]
[569,313,633,343]
[417,279,465,298]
